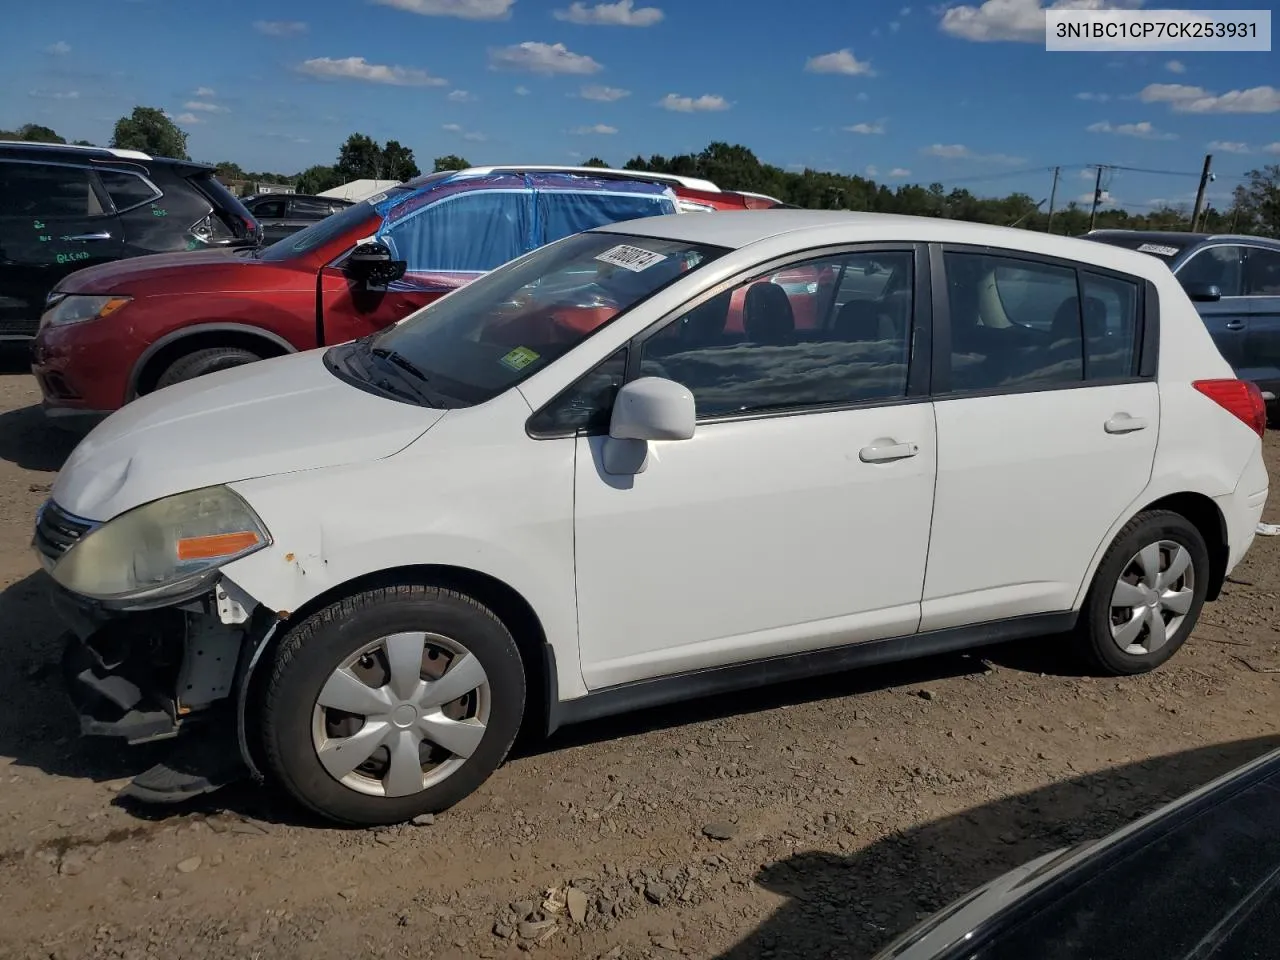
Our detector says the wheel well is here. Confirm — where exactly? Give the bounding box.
[133,330,291,397]
[1141,492,1229,601]
[267,565,553,738]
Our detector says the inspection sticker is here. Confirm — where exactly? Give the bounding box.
[499,346,540,372]
[1136,243,1180,257]
[595,244,668,272]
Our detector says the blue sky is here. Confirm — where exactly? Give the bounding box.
[4,0,1277,212]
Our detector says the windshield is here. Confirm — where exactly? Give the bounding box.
[1086,234,1185,264]
[360,230,726,406]
[255,186,411,261]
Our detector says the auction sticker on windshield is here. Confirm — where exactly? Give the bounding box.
[596,244,668,272]
[499,346,540,372]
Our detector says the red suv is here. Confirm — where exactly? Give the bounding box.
[32,165,782,424]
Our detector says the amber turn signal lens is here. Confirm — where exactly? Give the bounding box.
[176,531,262,561]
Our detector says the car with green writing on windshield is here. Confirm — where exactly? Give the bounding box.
[0,141,261,345]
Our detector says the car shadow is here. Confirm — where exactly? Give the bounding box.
[712,735,1280,960]
[0,401,79,473]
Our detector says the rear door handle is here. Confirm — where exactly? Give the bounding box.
[66,232,112,242]
[1105,414,1149,434]
[1225,320,1246,331]
[859,441,919,463]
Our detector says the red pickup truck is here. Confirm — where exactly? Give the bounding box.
[32,165,785,424]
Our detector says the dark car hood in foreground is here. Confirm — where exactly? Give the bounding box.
[876,747,1280,960]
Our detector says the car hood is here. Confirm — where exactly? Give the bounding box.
[52,350,445,521]
[56,249,291,295]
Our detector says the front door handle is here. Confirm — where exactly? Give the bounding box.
[859,441,919,463]
[1225,320,1246,331]
[66,232,112,242]
[1105,414,1149,434]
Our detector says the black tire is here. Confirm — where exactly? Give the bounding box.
[259,585,525,826]
[1075,509,1209,676]
[154,346,262,390]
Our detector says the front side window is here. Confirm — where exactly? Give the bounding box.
[252,198,287,219]
[1177,245,1245,297]
[97,170,162,211]
[0,162,106,218]
[383,190,532,274]
[363,231,725,406]
[1245,248,1280,296]
[639,251,914,420]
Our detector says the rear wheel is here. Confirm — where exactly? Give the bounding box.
[1075,510,1209,675]
[154,346,262,390]
[258,585,526,826]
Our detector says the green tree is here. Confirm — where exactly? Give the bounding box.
[1231,165,1280,237]
[111,106,189,159]
[337,133,384,180]
[382,139,420,180]
[295,164,341,195]
[0,123,66,143]
[433,154,470,173]
[583,156,609,168]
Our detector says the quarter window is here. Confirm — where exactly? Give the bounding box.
[97,170,162,211]
[639,252,913,420]
[1080,272,1140,379]
[1245,248,1280,296]
[527,348,628,435]
[0,163,106,217]
[1177,245,1244,297]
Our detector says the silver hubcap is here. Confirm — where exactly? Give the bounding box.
[310,632,490,798]
[1109,540,1196,656]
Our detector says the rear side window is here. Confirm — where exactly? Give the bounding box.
[0,162,106,217]
[1245,248,1280,296]
[943,252,1140,393]
[97,170,162,211]
[537,191,673,245]
[253,199,287,218]
[382,190,531,274]
[290,197,334,218]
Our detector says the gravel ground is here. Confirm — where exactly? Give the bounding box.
[1,352,1278,960]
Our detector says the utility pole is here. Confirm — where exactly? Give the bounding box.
[1045,166,1060,233]
[1190,153,1213,231]
[1088,165,1105,231]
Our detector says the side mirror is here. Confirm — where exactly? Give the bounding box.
[1182,281,1222,303]
[603,377,695,476]
[346,241,407,286]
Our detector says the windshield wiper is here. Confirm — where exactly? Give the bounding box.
[371,346,430,382]
[367,345,455,408]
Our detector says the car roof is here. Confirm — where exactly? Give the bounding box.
[594,209,1174,273]
[1087,228,1280,250]
[0,140,214,171]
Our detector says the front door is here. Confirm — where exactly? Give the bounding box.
[0,161,123,337]
[922,248,1158,630]
[571,248,938,689]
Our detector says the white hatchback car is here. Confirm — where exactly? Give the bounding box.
[36,211,1269,825]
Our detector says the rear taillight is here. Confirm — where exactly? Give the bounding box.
[1193,378,1267,438]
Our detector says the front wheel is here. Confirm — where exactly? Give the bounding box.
[258,585,526,826]
[154,346,262,390]
[1075,510,1209,676]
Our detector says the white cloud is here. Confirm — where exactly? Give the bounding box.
[865,164,879,176]
[940,0,1144,43]
[463,131,487,141]
[298,56,448,86]
[372,0,514,19]
[1075,91,1110,102]
[1165,58,1185,73]
[901,5,912,13]
[889,20,901,31]
[29,89,79,100]
[553,0,664,26]
[1086,119,1176,139]
[805,49,876,76]
[45,41,70,55]
[856,91,870,101]
[253,20,308,35]
[447,89,476,101]
[443,122,486,141]
[571,123,618,134]
[658,92,730,112]
[193,86,216,97]
[1078,189,1117,206]
[845,121,886,134]
[1079,167,1097,178]
[1264,143,1280,155]
[920,143,1025,163]
[1141,82,1280,114]
[1208,140,1251,153]
[514,85,531,95]
[579,84,630,101]
[184,100,229,114]
[174,112,203,124]
[889,167,912,177]
[488,41,602,74]
[442,123,463,132]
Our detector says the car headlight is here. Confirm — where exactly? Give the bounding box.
[49,486,271,604]
[40,294,132,329]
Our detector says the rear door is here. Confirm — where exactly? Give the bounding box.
[922,247,1157,630]
[1243,246,1280,398]
[1174,244,1248,368]
[0,160,123,337]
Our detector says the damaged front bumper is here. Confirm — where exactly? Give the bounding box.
[51,577,281,802]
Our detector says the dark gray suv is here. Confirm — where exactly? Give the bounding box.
[1086,230,1280,408]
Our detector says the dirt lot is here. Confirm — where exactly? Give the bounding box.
[1,354,1278,960]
